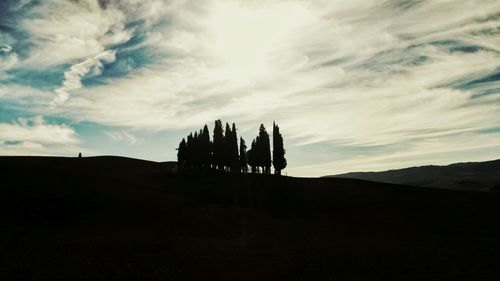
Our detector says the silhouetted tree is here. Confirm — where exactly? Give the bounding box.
[224,122,232,172]
[230,123,240,173]
[176,120,286,175]
[257,124,271,174]
[272,122,287,175]
[248,139,257,173]
[177,138,187,171]
[194,131,202,170]
[213,120,224,171]
[239,137,247,173]
[201,125,211,170]
[186,133,194,169]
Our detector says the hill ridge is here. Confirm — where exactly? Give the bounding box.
[328,158,500,190]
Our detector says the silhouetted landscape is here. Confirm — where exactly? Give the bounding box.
[329,159,500,191]
[1,1,500,280]
[2,156,500,280]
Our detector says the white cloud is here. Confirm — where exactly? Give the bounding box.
[19,0,127,67]
[0,45,12,54]
[0,44,19,72]
[0,84,54,109]
[0,116,83,156]
[0,116,79,145]
[53,50,116,105]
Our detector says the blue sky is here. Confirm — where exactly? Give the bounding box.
[0,0,499,176]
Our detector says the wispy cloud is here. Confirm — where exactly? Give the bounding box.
[106,130,136,145]
[53,50,116,105]
[19,0,127,67]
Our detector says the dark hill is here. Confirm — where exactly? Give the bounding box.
[328,159,500,191]
[1,156,500,281]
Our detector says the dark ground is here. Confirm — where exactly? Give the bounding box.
[1,156,500,281]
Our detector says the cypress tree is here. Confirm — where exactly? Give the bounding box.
[258,124,271,174]
[213,120,224,171]
[186,133,194,169]
[254,135,261,173]
[248,139,257,173]
[230,123,240,173]
[193,131,200,170]
[272,122,287,175]
[201,125,211,170]
[239,137,247,173]
[224,123,232,171]
[177,138,187,171]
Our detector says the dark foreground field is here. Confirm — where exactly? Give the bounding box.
[1,156,500,281]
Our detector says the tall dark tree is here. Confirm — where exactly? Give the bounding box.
[257,124,271,174]
[193,131,201,170]
[213,119,224,170]
[201,124,211,170]
[248,139,257,173]
[224,123,232,171]
[239,137,247,173]
[186,133,194,169]
[230,123,240,173]
[177,138,187,171]
[272,122,287,175]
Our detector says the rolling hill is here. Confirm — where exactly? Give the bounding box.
[328,159,500,191]
[1,156,500,280]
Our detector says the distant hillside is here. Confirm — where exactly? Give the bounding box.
[328,159,500,191]
[0,155,177,175]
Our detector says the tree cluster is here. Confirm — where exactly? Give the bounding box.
[177,120,286,175]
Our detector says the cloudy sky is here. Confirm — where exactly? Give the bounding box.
[0,0,499,176]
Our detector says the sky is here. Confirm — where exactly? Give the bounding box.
[0,0,499,177]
